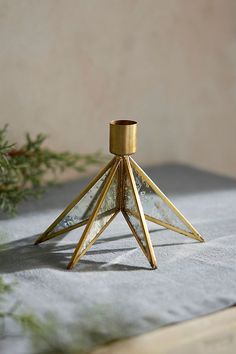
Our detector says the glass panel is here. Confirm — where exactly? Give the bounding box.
[132,166,191,232]
[123,169,147,249]
[78,169,119,254]
[125,212,148,249]
[52,168,111,233]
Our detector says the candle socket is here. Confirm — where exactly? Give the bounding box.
[109,120,137,155]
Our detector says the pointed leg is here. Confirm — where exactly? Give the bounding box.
[130,157,204,242]
[35,157,117,245]
[122,210,153,265]
[123,157,157,269]
[67,157,121,269]
[68,211,119,269]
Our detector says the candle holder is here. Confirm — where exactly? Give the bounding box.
[35,120,204,269]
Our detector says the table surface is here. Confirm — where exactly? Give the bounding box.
[0,162,236,354]
[93,306,236,354]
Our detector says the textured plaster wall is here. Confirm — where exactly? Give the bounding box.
[0,0,236,177]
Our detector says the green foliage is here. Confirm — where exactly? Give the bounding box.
[12,312,69,354]
[0,125,105,216]
[0,276,119,354]
[0,274,123,354]
[0,277,12,295]
[0,240,121,354]
[0,276,62,353]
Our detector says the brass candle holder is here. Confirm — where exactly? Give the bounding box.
[35,120,204,269]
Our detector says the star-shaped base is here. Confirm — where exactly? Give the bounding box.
[35,156,204,269]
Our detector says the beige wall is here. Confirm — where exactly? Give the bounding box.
[0,0,236,177]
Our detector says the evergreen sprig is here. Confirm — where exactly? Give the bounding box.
[0,125,105,216]
[0,274,121,354]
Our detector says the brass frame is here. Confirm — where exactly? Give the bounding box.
[130,157,204,242]
[123,156,157,268]
[35,120,204,270]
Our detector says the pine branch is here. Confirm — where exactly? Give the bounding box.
[0,125,106,216]
[0,275,120,354]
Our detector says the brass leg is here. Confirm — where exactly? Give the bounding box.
[67,157,121,269]
[122,210,151,263]
[144,214,204,242]
[124,156,157,269]
[130,157,204,243]
[35,157,117,245]
[67,211,119,269]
